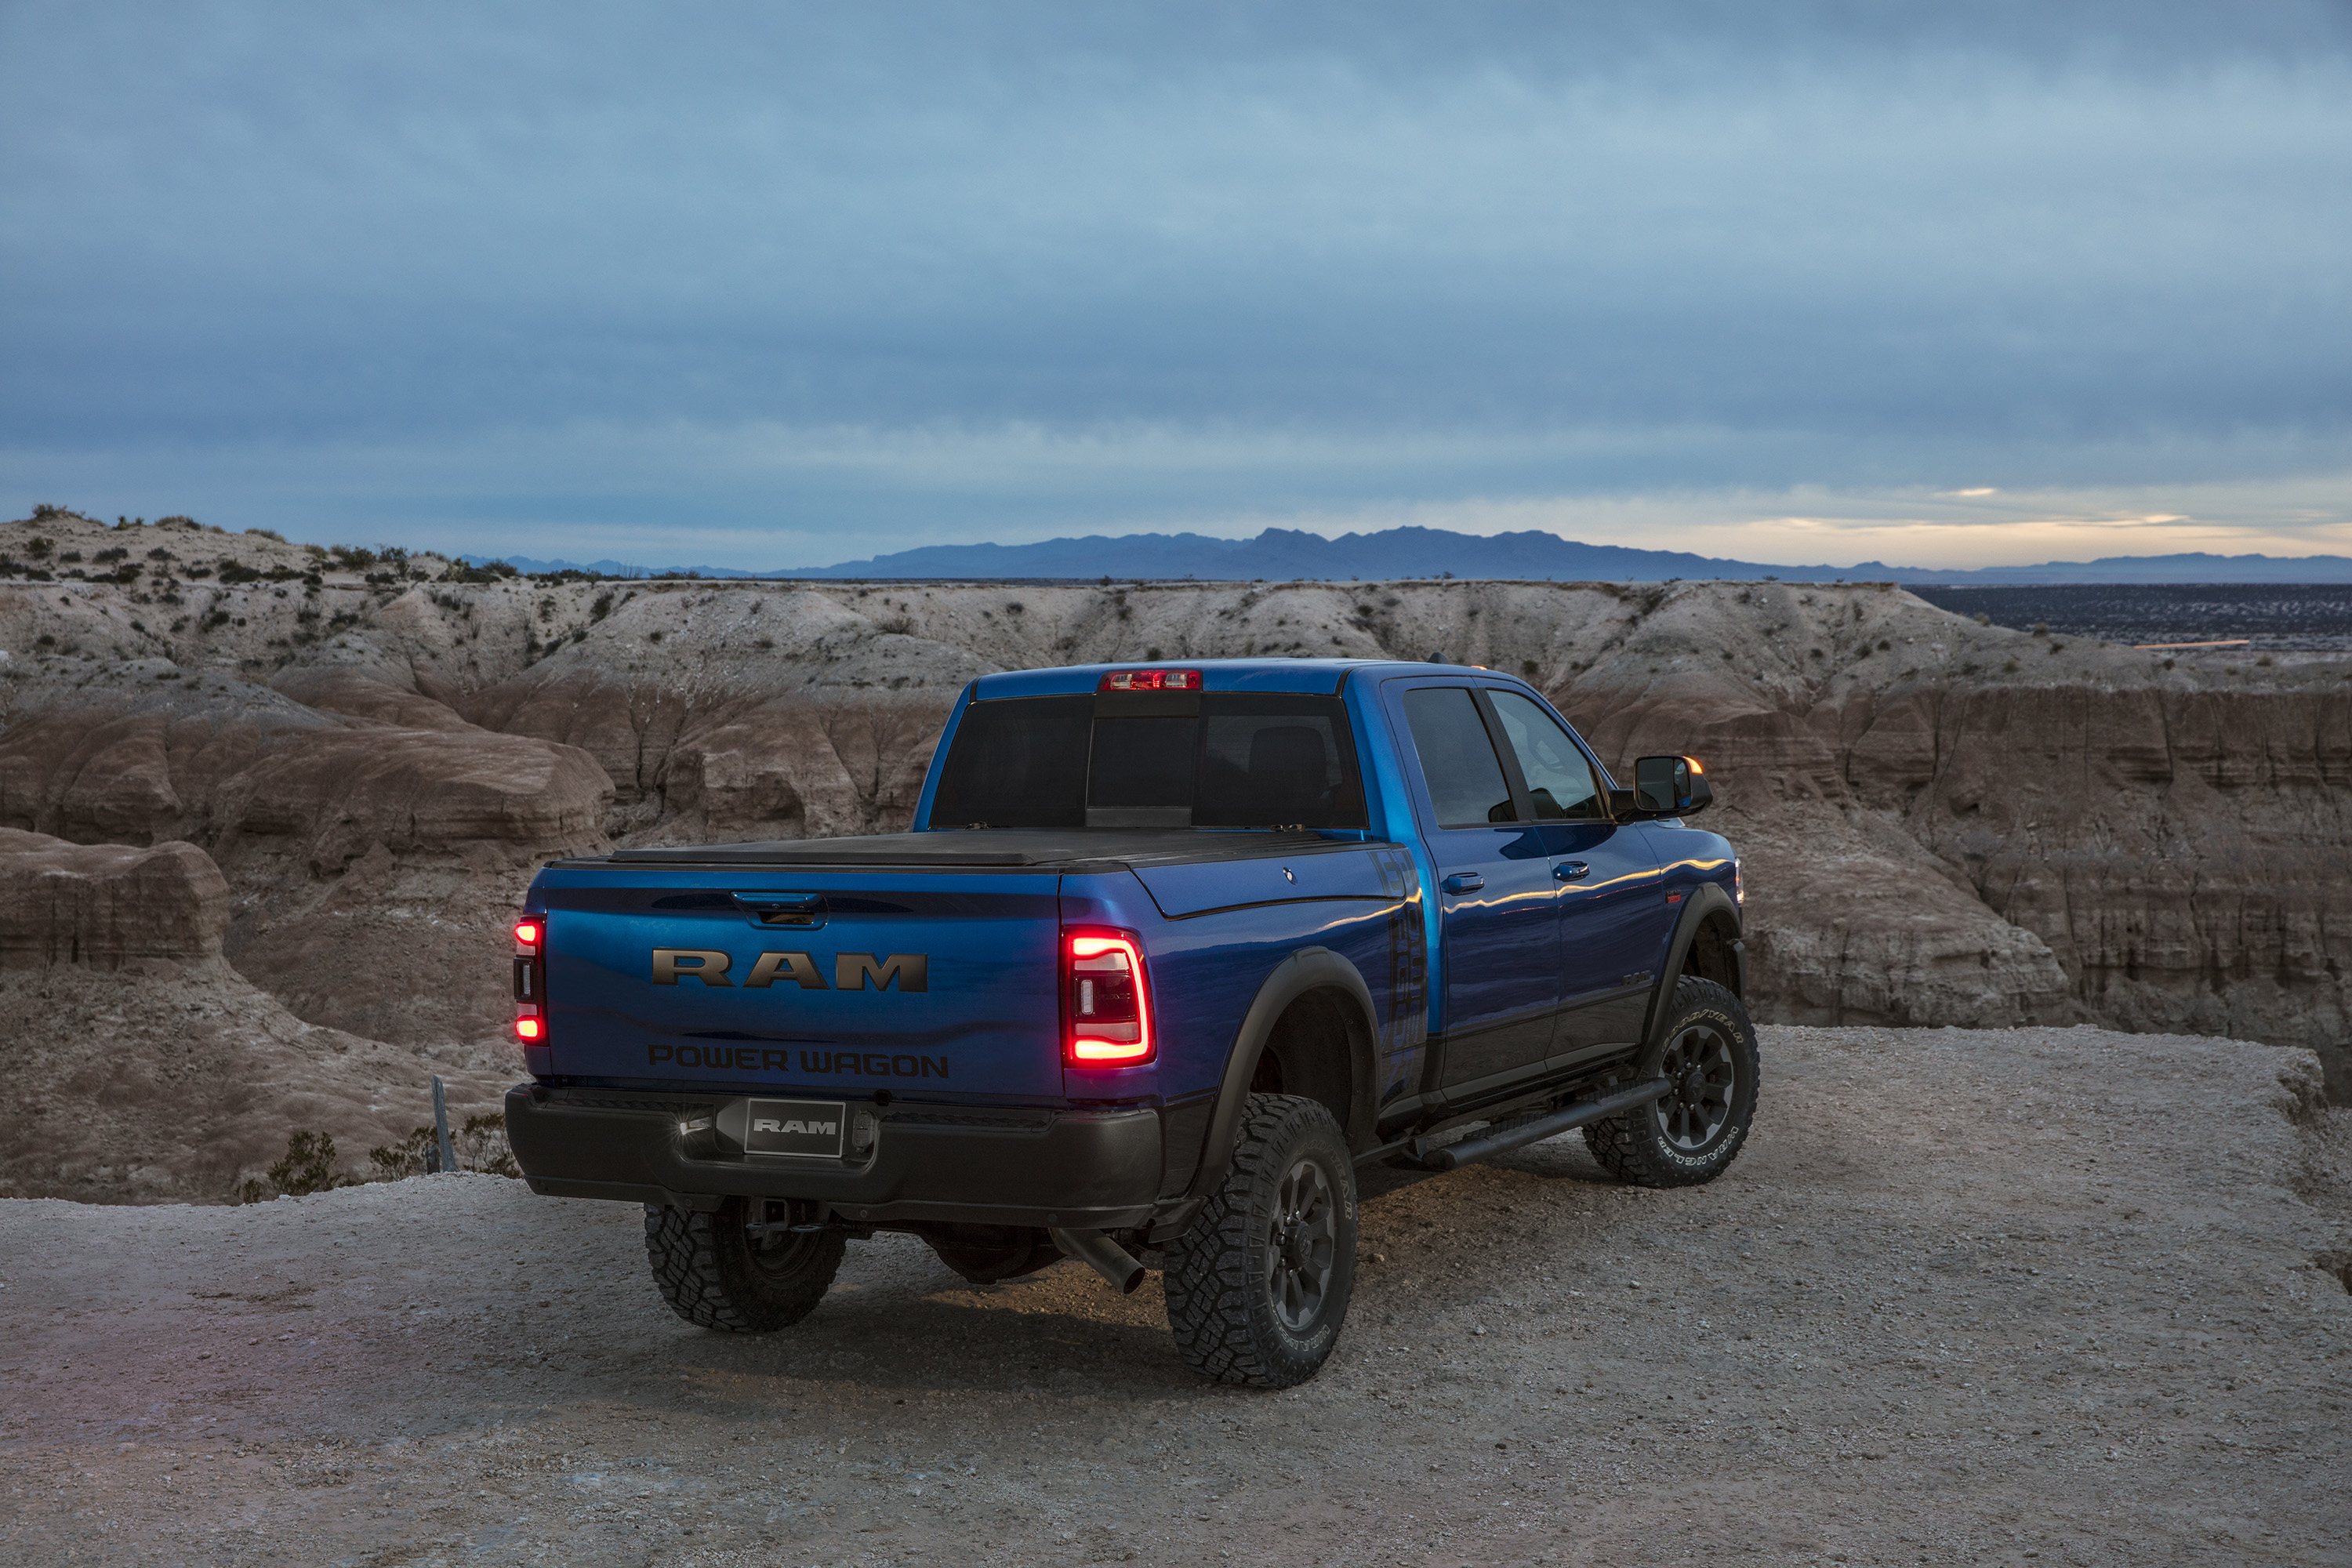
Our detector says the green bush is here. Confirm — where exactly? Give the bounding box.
[237,1129,362,1202]
[366,1113,519,1180]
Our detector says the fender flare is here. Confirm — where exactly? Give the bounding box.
[1638,882,1744,1054]
[1182,947,1381,1202]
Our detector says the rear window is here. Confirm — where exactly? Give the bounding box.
[928,693,1367,830]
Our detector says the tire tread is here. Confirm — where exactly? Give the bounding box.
[1581,975,1760,1189]
[642,1200,843,1332]
[1163,1094,1355,1388]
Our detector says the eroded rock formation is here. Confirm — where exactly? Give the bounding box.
[0,828,230,971]
[5,506,2349,1184]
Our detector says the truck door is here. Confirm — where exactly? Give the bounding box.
[1479,687,1668,1058]
[1387,681,1559,1089]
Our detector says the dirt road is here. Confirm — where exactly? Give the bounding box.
[5,1024,2347,1567]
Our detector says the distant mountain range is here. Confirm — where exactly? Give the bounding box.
[499,525,2352,584]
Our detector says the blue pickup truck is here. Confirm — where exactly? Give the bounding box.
[505,658,1755,1387]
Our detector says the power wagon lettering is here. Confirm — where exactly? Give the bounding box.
[649,949,929,991]
[643,1044,950,1077]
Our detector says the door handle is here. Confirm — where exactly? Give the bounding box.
[1442,872,1485,894]
[1554,860,1591,882]
[731,891,826,926]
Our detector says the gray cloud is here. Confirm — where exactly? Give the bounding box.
[4,2,2349,562]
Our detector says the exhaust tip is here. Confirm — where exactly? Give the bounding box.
[1048,1226,1147,1295]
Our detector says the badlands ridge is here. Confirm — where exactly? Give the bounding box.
[2,509,2347,1200]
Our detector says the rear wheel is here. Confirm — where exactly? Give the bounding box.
[1583,977,1759,1188]
[1164,1094,1358,1388]
[643,1197,844,1332]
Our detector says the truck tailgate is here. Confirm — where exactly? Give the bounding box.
[533,866,1065,1099]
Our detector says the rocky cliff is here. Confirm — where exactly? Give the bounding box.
[5,509,2347,1178]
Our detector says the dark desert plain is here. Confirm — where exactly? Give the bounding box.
[2,510,2348,1566]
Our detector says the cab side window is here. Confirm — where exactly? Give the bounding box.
[1402,688,1518,827]
[1486,691,1606,822]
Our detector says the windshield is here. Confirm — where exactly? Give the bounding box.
[928,693,1368,830]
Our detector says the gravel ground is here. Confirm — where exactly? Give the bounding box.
[4,1024,2348,1568]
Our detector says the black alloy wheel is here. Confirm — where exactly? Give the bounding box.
[1265,1150,1341,1333]
[1165,1093,1359,1387]
[1582,975,1759,1188]
[1655,1015,1739,1151]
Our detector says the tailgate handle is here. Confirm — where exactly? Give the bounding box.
[731,891,826,927]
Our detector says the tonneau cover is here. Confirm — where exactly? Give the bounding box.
[599,828,1370,869]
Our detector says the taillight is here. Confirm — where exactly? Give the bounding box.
[1098,668,1200,692]
[1063,928,1154,1065]
[514,915,546,1045]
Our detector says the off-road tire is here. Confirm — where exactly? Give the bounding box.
[642,1198,844,1332]
[1163,1093,1358,1388]
[1583,976,1759,1188]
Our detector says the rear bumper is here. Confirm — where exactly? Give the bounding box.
[504,1083,1167,1229]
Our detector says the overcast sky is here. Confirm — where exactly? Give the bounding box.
[5,2,2350,568]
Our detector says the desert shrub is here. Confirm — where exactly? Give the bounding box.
[459,1113,520,1176]
[235,1129,361,1201]
[245,527,286,541]
[368,1126,437,1179]
[24,535,53,558]
[218,560,261,584]
[368,1113,518,1179]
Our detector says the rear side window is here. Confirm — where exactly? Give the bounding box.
[926,693,1367,829]
[1401,687,1517,828]
[928,695,1092,827]
[1194,699,1361,827]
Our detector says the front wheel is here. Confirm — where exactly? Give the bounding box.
[1583,976,1760,1188]
[1163,1093,1358,1388]
[643,1197,844,1332]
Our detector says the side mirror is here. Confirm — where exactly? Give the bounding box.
[1632,754,1713,817]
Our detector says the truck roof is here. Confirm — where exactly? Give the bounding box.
[970,657,1497,699]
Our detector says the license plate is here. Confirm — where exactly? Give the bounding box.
[743,1099,848,1160]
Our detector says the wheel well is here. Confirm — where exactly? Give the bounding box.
[1247,987,1370,1147]
[1681,914,1741,996]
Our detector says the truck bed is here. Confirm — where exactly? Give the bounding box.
[587,826,1369,869]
